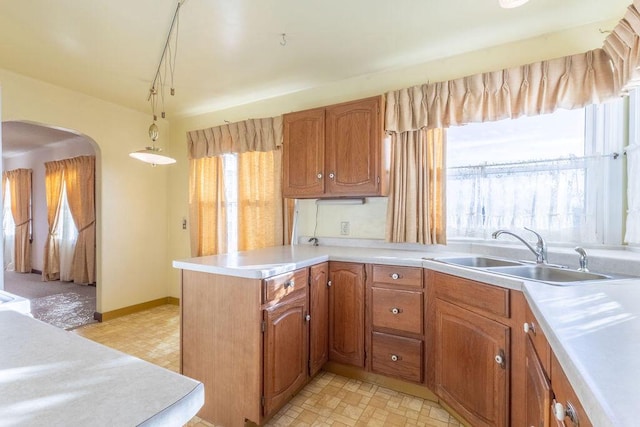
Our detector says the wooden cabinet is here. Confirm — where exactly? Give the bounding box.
[550,353,593,427]
[525,336,552,427]
[328,262,366,367]
[367,265,424,383]
[263,288,308,417]
[282,96,386,198]
[427,271,511,427]
[309,262,329,377]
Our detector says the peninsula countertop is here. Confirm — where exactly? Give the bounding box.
[174,244,640,427]
[1,310,204,426]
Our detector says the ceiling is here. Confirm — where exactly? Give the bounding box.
[0,0,631,123]
[1,121,86,158]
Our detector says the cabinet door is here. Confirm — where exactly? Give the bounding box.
[325,96,383,196]
[282,107,325,198]
[328,262,365,367]
[525,337,551,427]
[433,299,510,427]
[309,262,329,376]
[550,353,593,427]
[263,291,308,417]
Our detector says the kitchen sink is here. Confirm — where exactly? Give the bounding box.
[486,265,612,284]
[434,256,524,268]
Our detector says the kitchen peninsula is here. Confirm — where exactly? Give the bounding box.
[174,244,640,427]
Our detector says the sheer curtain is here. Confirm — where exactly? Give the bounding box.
[58,186,78,281]
[2,178,15,271]
[626,144,640,243]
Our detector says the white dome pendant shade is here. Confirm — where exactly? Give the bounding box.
[499,0,529,8]
[129,122,176,166]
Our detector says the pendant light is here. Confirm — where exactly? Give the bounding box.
[129,1,184,167]
[498,0,529,8]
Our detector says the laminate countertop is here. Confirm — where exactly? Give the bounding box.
[1,310,204,426]
[174,244,640,426]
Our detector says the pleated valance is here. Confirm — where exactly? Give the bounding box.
[603,0,640,94]
[187,116,283,159]
[385,49,616,133]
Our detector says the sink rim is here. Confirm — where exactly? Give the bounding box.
[433,256,525,268]
[485,264,615,285]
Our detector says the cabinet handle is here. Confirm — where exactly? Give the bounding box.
[552,400,579,426]
[390,273,401,280]
[305,314,311,322]
[495,350,506,369]
[523,322,536,335]
[389,307,402,315]
[327,280,332,287]
[390,354,401,362]
[329,172,335,179]
[317,173,323,179]
[284,280,295,290]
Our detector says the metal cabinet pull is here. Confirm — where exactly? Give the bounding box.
[284,280,295,289]
[553,400,579,426]
[390,307,402,315]
[328,172,335,179]
[523,322,536,335]
[390,354,401,362]
[495,349,506,369]
[317,173,323,179]
[327,280,332,287]
[305,314,311,322]
[390,273,401,280]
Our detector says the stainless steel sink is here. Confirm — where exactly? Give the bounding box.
[435,256,524,268]
[486,265,612,284]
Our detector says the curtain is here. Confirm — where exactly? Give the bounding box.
[386,129,446,244]
[626,144,640,243]
[189,156,227,256]
[187,116,283,159]
[2,176,15,271]
[385,49,616,133]
[5,169,32,273]
[603,0,640,94]
[62,156,96,284]
[43,161,65,281]
[237,150,284,251]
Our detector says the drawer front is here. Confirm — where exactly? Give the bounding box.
[372,265,422,288]
[525,304,551,376]
[431,271,510,318]
[263,268,308,304]
[371,287,422,334]
[371,332,422,383]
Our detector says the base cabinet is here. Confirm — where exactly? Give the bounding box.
[524,336,552,427]
[309,262,329,377]
[328,262,365,367]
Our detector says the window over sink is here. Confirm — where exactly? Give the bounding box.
[446,98,625,245]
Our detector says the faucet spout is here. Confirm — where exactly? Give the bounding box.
[492,228,548,264]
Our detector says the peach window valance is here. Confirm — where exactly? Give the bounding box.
[385,48,617,133]
[603,0,640,94]
[187,116,283,159]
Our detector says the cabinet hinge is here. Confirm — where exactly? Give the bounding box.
[261,395,265,407]
[261,321,266,333]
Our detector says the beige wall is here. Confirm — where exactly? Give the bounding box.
[0,69,172,313]
[166,20,617,297]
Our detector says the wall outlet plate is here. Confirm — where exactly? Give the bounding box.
[340,221,350,235]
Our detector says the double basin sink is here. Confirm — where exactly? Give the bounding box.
[434,256,615,285]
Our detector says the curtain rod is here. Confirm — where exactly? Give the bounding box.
[448,152,621,170]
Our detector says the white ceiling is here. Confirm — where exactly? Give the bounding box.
[0,0,631,123]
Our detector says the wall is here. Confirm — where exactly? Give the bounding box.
[3,138,96,271]
[0,68,172,313]
[166,20,619,297]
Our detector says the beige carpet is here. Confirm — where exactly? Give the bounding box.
[4,271,96,330]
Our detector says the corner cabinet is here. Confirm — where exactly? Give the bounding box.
[282,96,387,198]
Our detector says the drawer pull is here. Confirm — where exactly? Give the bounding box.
[305,314,311,322]
[390,307,403,315]
[390,273,402,280]
[495,349,506,368]
[552,399,579,426]
[523,322,536,335]
[390,354,401,362]
[284,280,295,290]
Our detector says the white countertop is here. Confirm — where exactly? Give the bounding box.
[174,244,640,426]
[1,310,204,426]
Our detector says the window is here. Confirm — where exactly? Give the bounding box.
[446,100,625,245]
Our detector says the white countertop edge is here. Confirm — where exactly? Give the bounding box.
[139,382,205,426]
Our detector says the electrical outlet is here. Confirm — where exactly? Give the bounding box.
[340,221,350,235]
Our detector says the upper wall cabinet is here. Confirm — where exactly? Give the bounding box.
[282,96,387,198]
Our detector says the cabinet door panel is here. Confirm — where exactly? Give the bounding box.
[309,263,329,376]
[263,292,308,417]
[325,97,382,196]
[329,262,365,367]
[282,108,325,198]
[525,337,551,427]
[433,299,509,427]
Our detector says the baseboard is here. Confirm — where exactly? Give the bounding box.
[94,296,180,322]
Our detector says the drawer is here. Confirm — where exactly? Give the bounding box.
[431,271,510,318]
[372,265,422,288]
[371,287,422,335]
[263,268,308,304]
[525,304,551,375]
[371,332,422,383]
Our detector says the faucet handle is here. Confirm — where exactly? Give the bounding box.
[574,247,588,272]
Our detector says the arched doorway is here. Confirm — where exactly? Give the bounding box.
[2,120,99,330]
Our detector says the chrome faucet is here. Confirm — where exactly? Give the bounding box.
[574,247,589,272]
[492,227,548,264]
